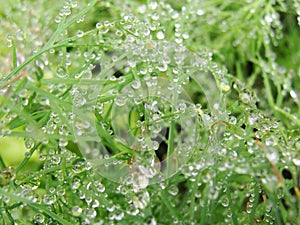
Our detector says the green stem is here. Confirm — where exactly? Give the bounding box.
[261,70,275,108]
[199,184,210,225]
[161,190,180,219]
[16,142,41,174]
[248,181,259,225]
[0,188,73,225]
[12,39,17,69]
[42,0,98,49]
[167,119,175,177]
[0,155,6,169]
[1,0,98,86]
[189,176,200,219]
[3,201,15,224]
[274,105,300,127]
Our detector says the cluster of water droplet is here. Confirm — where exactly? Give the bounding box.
[55,0,78,23]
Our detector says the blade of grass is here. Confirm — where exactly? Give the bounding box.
[0,188,73,225]
[0,155,6,169]
[15,142,41,174]
[11,39,17,69]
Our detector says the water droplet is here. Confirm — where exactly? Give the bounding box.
[240,93,251,104]
[94,181,106,192]
[221,198,229,207]
[71,179,81,190]
[292,158,300,166]
[290,90,298,99]
[115,95,127,106]
[131,80,141,89]
[96,22,109,34]
[92,199,100,208]
[6,34,12,41]
[85,208,97,218]
[33,213,45,223]
[7,35,13,47]
[55,15,62,23]
[137,5,147,13]
[132,173,149,192]
[16,29,24,41]
[72,160,86,174]
[168,185,179,196]
[59,138,68,147]
[56,66,67,78]
[265,148,278,163]
[152,141,159,150]
[113,209,124,221]
[25,138,35,149]
[220,82,230,92]
[76,30,84,37]
[70,0,78,8]
[149,2,158,10]
[132,191,150,209]
[151,12,159,20]
[72,206,83,217]
[126,205,139,216]
[197,9,205,16]
[43,194,56,205]
[156,31,165,40]
[51,155,61,165]
[182,33,189,39]
[20,179,40,191]
[265,14,273,23]
[128,60,136,68]
[157,63,167,72]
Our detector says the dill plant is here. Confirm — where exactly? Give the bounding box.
[0,0,300,224]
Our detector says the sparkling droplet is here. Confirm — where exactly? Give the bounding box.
[156,31,165,40]
[153,141,159,150]
[221,198,229,207]
[92,200,100,208]
[72,160,86,174]
[197,9,205,16]
[33,213,45,223]
[85,208,97,218]
[220,82,230,92]
[25,138,35,149]
[94,181,106,192]
[157,63,167,72]
[290,90,298,99]
[149,2,158,10]
[168,185,179,196]
[113,209,124,221]
[131,80,141,89]
[182,33,189,39]
[56,66,67,78]
[126,205,139,216]
[132,191,150,209]
[72,206,83,217]
[55,15,62,23]
[76,30,84,37]
[59,138,68,147]
[115,95,127,106]
[292,158,300,166]
[43,194,56,205]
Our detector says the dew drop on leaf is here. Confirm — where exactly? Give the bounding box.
[156,31,165,40]
[56,66,67,78]
[72,206,83,217]
[76,30,84,37]
[33,213,45,223]
[131,80,141,89]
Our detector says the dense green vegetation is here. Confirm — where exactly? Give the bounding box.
[0,0,300,224]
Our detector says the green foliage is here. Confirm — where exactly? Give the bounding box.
[0,0,300,224]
